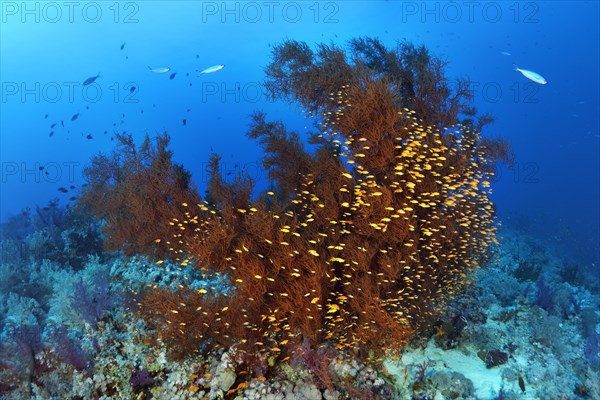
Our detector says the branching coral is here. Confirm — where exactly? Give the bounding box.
[79,132,201,258]
[81,37,511,378]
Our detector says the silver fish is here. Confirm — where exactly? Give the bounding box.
[513,64,547,85]
[198,64,225,74]
[148,66,171,73]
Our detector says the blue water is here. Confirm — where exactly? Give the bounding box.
[1,0,598,269]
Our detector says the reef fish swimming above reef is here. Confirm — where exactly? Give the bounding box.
[513,64,547,84]
[148,66,171,73]
[197,64,225,74]
[83,73,101,86]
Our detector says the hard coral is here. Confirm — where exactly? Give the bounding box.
[84,38,510,376]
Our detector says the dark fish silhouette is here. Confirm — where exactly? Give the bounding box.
[49,131,54,137]
[50,123,56,128]
[69,185,76,189]
[61,120,64,127]
[120,42,125,50]
[69,196,79,201]
[71,113,79,121]
[518,376,526,393]
[86,106,89,110]
[39,166,44,171]
[58,187,68,193]
[130,86,136,93]
[83,73,101,86]
[169,72,176,80]
[182,119,187,126]
[44,114,48,119]
[86,134,93,139]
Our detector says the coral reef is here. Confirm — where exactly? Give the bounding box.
[79,132,201,258]
[9,38,598,400]
[79,37,511,375]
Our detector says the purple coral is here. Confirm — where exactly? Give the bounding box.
[70,270,116,328]
[47,326,92,371]
[536,278,554,312]
[415,360,431,382]
[584,330,600,368]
